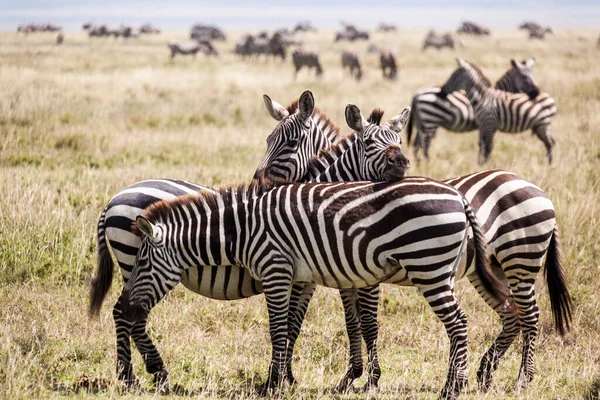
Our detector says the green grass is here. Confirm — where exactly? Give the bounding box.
[0,29,599,399]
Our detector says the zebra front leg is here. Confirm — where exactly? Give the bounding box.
[130,319,170,393]
[467,271,520,392]
[415,283,469,400]
[532,125,555,164]
[358,285,381,392]
[257,266,293,397]
[113,300,139,388]
[283,282,316,385]
[477,124,497,165]
[422,127,437,161]
[334,289,364,393]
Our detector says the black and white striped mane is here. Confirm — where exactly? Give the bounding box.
[440,60,492,97]
[285,99,342,138]
[367,108,385,125]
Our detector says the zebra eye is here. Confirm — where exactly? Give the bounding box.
[288,139,299,146]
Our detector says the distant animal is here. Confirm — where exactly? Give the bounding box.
[422,31,457,50]
[408,59,541,161]
[377,23,397,32]
[56,32,64,45]
[335,24,369,42]
[519,21,543,31]
[293,21,316,32]
[529,27,552,40]
[457,21,490,36]
[292,49,323,79]
[341,51,362,80]
[366,43,380,53]
[379,51,397,80]
[168,39,218,58]
[190,24,226,40]
[139,23,161,34]
[17,23,62,34]
[234,33,286,60]
[439,58,556,164]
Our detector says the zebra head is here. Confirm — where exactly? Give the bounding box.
[120,216,183,322]
[509,59,539,99]
[345,104,411,181]
[254,90,332,182]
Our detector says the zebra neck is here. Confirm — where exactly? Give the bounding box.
[311,111,342,147]
[304,135,360,182]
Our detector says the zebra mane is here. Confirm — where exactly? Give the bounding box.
[367,109,385,125]
[285,99,342,138]
[134,179,290,233]
[302,136,358,181]
[440,60,491,97]
[462,60,492,86]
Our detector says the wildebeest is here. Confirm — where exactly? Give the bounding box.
[293,21,316,32]
[190,24,226,41]
[234,33,286,60]
[139,23,161,34]
[17,23,62,34]
[341,51,362,80]
[528,27,552,40]
[335,23,369,42]
[380,51,398,80]
[422,31,458,50]
[457,21,490,36]
[377,23,397,32]
[367,43,381,53]
[292,49,323,79]
[56,32,64,45]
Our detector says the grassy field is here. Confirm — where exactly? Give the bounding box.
[0,28,599,399]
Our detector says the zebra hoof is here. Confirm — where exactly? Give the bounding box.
[439,377,467,400]
[256,379,277,397]
[514,375,531,392]
[362,381,379,394]
[152,368,170,394]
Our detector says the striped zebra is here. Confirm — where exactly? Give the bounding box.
[168,39,217,58]
[119,178,510,399]
[255,96,572,392]
[422,31,457,51]
[440,58,556,164]
[341,51,363,81]
[407,59,540,161]
[292,49,323,79]
[379,51,397,80]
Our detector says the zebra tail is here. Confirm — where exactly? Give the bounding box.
[464,199,514,308]
[406,95,416,146]
[89,208,114,318]
[544,226,573,336]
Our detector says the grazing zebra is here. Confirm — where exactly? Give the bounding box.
[439,58,556,164]
[407,59,540,161]
[422,31,457,51]
[119,178,510,399]
[255,94,572,393]
[291,49,323,79]
[379,51,397,80]
[341,51,362,80]
[168,39,217,58]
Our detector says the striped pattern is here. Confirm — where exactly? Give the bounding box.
[168,40,218,58]
[440,59,556,164]
[120,179,508,399]
[422,31,456,50]
[407,59,541,161]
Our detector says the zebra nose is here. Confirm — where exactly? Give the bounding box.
[387,147,410,169]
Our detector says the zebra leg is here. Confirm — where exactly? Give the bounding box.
[283,282,316,385]
[468,270,520,392]
[358,285,381,392]
[415,283,469,400]
[532,125,555,164]
[334,289,364,393]
[257,267,293,396]
[422,127,437,160]
[478,125,497,165]
[130,319,170,393]
[113,300,139,388]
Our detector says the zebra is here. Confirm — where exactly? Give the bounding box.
[341,51,362,81]
[407,58,540,161]
[254,95,572,393]
[528,27,552,40]
[439,58,556,164]
[379,51,398,80]
[422,31,457,51]
[291,49,323,79]
[457,21,490,36]
[168,39,217,58]
[118,178,510,399]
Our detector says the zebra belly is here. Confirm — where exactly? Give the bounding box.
[292,258,397,289]
[181,265,263,300]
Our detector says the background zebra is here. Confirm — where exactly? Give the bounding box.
[168,39,218,58]
[379,51,397,80]
[341,51,362,81]
[119,178,509,399]
[291,49,323,79]
[457,21,490,36]
[422,31,458,51]
[440,58,556,164]
[407,59,540,161]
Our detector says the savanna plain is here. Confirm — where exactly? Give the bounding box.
[0,29,599,399]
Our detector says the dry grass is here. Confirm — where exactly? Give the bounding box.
[0,29,599,399]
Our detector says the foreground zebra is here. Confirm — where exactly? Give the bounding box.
[89,91,410,391]
[440,58,557,164]
[291,49,323,79]
[120,178,510,399]
[341,51,362,80]
[407,59,540,161]
[255,94,572,393]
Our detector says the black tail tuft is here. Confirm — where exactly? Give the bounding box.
[545,226,572,336]
[89,209,115,318]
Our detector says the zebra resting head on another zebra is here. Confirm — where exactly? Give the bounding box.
[120,178,512,399]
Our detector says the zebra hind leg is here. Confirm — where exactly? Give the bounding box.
[130,319,170,393]
[467,269,520,392]
[334,289,364,393]
[532,125,555,164]
[358,285,381,393]
[283,283,316,385]
[113,300,139,388]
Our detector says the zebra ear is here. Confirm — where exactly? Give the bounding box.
[345,103,367,132]
[263,94,289,121]
[297,90,315,121]
[456,58,468,68]
[525,58,535,68]
[388,106,411,133]
[136,216,159,241]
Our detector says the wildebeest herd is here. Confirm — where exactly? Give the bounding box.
[74,18,577,399]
